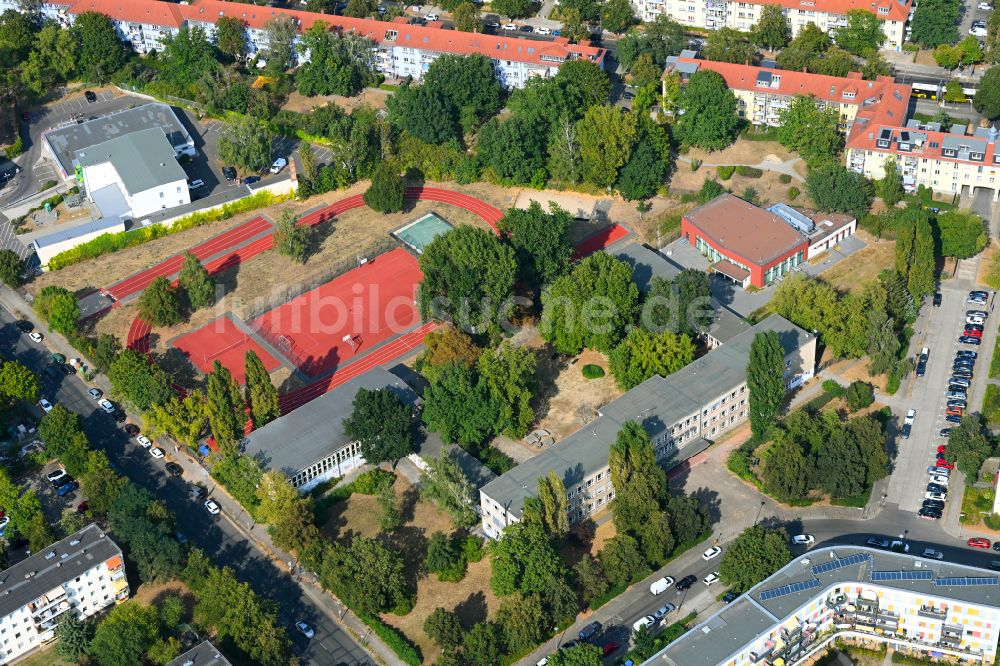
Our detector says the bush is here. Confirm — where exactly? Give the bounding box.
[716,165,735,180]
[787,186,800,200]
[985,513,1000,530]
[690,159,702,172]
[821,379,844,397]
[363,164,405,213]
[39,180,56,192]
[352,468,395,495]
[461,535,484,563]
[582,364,606,379]
[657,211,684,243]
[3,134,24,159]
[735,166,763,178]
[47,191,293,269]
[358,613,422,666]
[845,381,875,412]
[778,174,792,184]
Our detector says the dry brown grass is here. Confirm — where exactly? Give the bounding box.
[282,89,391,114]
[670,168,806,207]
[318,475,499,664]
[130,579,192,606]
[818,234,895,294]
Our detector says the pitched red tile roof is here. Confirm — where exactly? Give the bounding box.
[745,0,910,22]
[69,0,183,26]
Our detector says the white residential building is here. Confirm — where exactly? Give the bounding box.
[0,524,128,664]
[635,0,910,50]
[647,546,1000,665]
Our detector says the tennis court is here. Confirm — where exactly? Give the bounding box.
[392,212,454,254]
[250,248,423,377]
[172,315,281,384]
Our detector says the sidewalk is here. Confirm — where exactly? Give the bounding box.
[0,284,405,666]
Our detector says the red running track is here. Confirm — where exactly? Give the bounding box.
[106,216,272,301]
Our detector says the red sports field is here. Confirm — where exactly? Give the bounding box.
[172,315,280,384]
[250,248,423,377]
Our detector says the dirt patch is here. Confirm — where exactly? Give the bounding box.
[839,360,890,392]
[976,239,1000,287]
[670,167,807,209]
[282,88,391,114]
[322,475,455,543]
[130,579,192,606]
[818,233,895,294]
[685,140,797,164]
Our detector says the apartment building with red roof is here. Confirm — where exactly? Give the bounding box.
[637,0,911,50]
[0,0,605,89]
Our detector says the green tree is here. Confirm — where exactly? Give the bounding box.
[938,210,987,258]
[71,11,126,82]
[244,350,280,429]
[609,328,696,389]
[387,83,460,144]
[718,525,791,592]
[426,531,463,577]
[805,162,874,217]
[143,391,209,448]
[776,96,842,167]
[537,471,569,537]
[477,342,536,439]
[617,137,669,201]
[0,249,22,286]
[600,533,644,586]
[295,24,373,97]
[21,23,76,95]
[454,2,482,32]
[160,26,218,89]
[138,277,182,327]
[541,252,639,354]
[463,621,505,666]
[547,115,583,185]
[422,362,498,446]
[418,226,517,333]
[35,285,79,336]
[263,15,297,73]
[488,520,574,625]
[945,413,995,482]
[419,451,479,528]
[497,593,547,655]
[108,350,173,411]
[676,70,740,151]
[933,44,962,70]
[89,601,159,666]
[477,115,546,184]
[987,9,1000,62]
[56,612,92,661]
[548,643,604,666]
[80,451,126,516]
[415,325,481,381]
[834,9,885,55]
[877,157,904,206]
[497,201,573,286]
[94,333,122,372]
[320,536,411,616]
[601,0,634,34]
[491,0,533,18]
[272,210,310,264]
[363,163,405,213]
[752,4,791,49]
[910,0,960,48]
[423,53,503,134]
[215,16,247,60]
[377,482,402,531]
[424,607,463,649]
[178,252,214,310]
[703,27,757,64]
[344,0,376,17]
[845,380,875,411]
[775,23,830,71]
[218,114,274,173]
[560,6,592,43]
[642,269,712,336]
[343,387,414,466]
[0,360,37,402]
[206,360,244,452]
[577,105,639,188]
[815,415,887,497]
[747,330,785,441]
[572,554,609,606]
[761,432,811,500]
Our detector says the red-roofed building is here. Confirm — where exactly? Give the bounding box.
[681,194,856,288]
[666,55,910,133]
[638,0,910,50]
[16,0,603,88]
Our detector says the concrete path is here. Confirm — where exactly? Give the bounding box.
[676,154,806,182]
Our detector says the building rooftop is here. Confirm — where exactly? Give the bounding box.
[167,640,233,666]
[650,545,1000,666]
[609,242,682,293]
[43,103,192,177]
[0,523,123,619]
[76,127,187,196]
[242,366,418,477]
[31,215,124,250]
[685,194,807,266]
[480,315,812,518]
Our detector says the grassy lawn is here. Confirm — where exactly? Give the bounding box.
[984,384,1000,428]
[819,238,896,294]
[990,336,1000,378]
[960,485,995,526]
[12,645,72,666]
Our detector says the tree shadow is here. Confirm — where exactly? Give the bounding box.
[689,486,723,526]
[156,346,204,391]
[399,482,420,525]
[304,220,336,262]
[212,257,242,298]
[381,525,428,589]
[453,591,488,627]
[531,343,569,422]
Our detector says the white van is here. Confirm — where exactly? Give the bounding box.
[650,576,674,595]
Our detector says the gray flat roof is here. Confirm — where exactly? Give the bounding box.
[243,367,418,476]
[167,640,233,666]
[0,523,123,619]
[610,242,682,293]
[32,215,124,249]
[77,127,186,196]
[480,315,811,518]
[651,545,1000,666]
[43,102,192,176]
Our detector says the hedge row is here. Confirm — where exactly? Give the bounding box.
[716,165,735,180]
[357,613,422,665]
[47,190,292,270]
[736,166,764,178]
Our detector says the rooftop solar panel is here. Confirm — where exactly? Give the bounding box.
[871,570,934,581]
[759,577,821,601]
[935,576,999,587]
[812,553,871,576]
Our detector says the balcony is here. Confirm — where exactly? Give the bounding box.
[918,605,947,620]
[32,599,70,625]
[29,588,67,617]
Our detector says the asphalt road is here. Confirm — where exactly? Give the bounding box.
[0,306,372,666]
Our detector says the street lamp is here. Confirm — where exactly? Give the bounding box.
[754,500,766,525]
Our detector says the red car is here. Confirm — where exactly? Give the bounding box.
[946,406,964,417]
[964,328,983,337]
[936,458,955,470]
[602,641,621,657]
[969,537,992,549]
[937,445,947,454]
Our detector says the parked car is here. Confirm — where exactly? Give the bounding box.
[650,576,674,595]
[149,447,165,459]
[967,316,985,325]
[703,572,720,585]
[520,24,533,31]
[28,331,43,343]
[946,414,963,424]
[792,534,815,545]
[123,423,140,436]
[98,399,115,414]
[933,292,942,306]
[979,2,992,10]
[136,435,152,448]
[967,311,988,320]
[536,26,551,34]
[165,462,183,477]
[867,537,889,548]
[84,90,97,103]
[969,537,992,549]
[935,458,955,469]
[57,480,79,496]
[918,507,942,520]
[578,621,602,642]
[15,320,33,332]
[502,22,517,30]
[38,398,53,413]
[653,603,676,621]
[675,575,697,591]
[702,546,722,560]
[243,175,260,185]
[425,12,439,20]
[928,482,948,494]
[923,499,945,510]
[188,179,205,190]
[46,468,67,484]
[959,336,982,345]
[269,157,287,174]
[946,406,964,417]
[222,166,237,181]
[204,499,221,515]
[929,475,950,486]
[928,466,950,476]
[925,491,947,501]
[632,616,655,633]
[722,591,739,604]
[295,621,315,639]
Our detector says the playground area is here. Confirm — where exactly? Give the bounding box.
[249,248,423,377]
[171,314,281,384]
